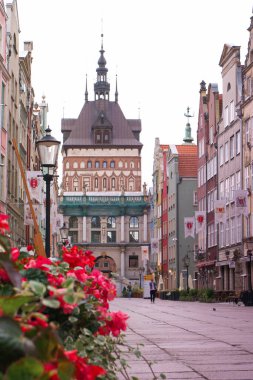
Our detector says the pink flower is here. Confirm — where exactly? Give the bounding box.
[0,214,10,233]
[10,247,20,262]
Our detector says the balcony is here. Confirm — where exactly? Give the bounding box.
[59,194,149,216]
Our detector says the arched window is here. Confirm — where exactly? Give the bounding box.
[110,161,115,168]
[129,217,139,228]
[107,217,116,229]
[73,177,79,191]
[87,161,92,168]
[130,161,134,169]
[118,161,123,168]
[69,216,78,229]
[95,177,98,188]
[111,177,115,189]
[129,177,135,191]
[95,161,100,168]
[66,161,70,169]
[80,161,85,168]
[91,216,101,228]
[73,162,78,169]
[103,177,107,189]
[102,161,107,168]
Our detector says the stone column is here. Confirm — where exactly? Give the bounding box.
[82,216,86,242]
[121,249,125,278]
[143,210,148,242]
[120,215,124,242]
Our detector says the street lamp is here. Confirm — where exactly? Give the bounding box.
[139,267,145,288]
[60,222,69,246]
[183,254,190,292]
[247,250,252,292]
[36,127,60,258]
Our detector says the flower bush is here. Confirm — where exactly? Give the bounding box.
[0,215,133,379]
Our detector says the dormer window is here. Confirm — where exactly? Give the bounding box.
[94,128,111,144]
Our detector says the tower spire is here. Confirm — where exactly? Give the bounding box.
[94,34,110,100]
[85,74,88,102]
[183,107,194,144]
[115,74,118,102]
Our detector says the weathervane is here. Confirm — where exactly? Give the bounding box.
[184,107,194,123]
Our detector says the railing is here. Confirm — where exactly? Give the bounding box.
[61,195,148,207]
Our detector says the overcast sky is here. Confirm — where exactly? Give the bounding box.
[17,0,253,187]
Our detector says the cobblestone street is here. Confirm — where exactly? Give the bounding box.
[110,298,253,380]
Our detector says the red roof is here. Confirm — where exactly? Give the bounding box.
[176,144,197,178]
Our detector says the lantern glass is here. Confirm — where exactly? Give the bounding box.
[36,127,60,168]
[60,223,69,240]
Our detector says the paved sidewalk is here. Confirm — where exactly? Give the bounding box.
[110,297,253,380]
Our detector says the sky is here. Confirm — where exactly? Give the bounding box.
[17,0,253,188]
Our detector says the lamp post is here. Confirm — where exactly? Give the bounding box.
[139,267,145,289]
[247,250,252,292]
[183,254,190,292]
[60,222,69,246]
[36,127,60,258]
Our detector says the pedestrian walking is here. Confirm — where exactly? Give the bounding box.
[127,283,132,298]
[149,278,157,303]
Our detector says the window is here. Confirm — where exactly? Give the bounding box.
[130,161,134,169]
[129,255,138,268]
[230,135,234,159]
[245,165,250,190]
[87,161,92,168]
[193,191,198,205]
[73,162,78,169]
[91,231,101,243]
[83,177,90,191]
[227,82,231,91]
[91,216,101,228]
[230,100,234,122]
[129,178,134,191]
[225,106,229,127]
[95,161,100,168]
[220,145,224,166]
[69,216,78,228]
[235,131,240,155]
[225,219,229,246]
[129,217,139,228]
[103,177,107,189]
[236,215,242,243]
[236,171,241,190]
[118,161,123,168]
[245,119,250,145]
[224,142,229,162]
[73,177,79,191]
[225,178,229,202]
[80,161,85,168]
[220,223,224,248]
[220,181,224,200]
[69,231,78,244]
[110,161,115,168]
[129,231,139,242]
[102,161,107,168]
[209,126,213,145]
[66,161,70,169]
[107,217,116,228]
[230,174,235,201]
[95,177,98,188]
[107,231,116,242]
[231,217,235,244]
[111,177,115,189]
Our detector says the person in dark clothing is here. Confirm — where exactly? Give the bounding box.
[149,278,157,303]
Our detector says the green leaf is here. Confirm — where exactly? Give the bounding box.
[0,295,37,317]
[63,294,75,304]
[29,281,46,297]
[20,268,48,285]
[0,317,36,372]
[42,298,60,308]
[62,277,74,288]
[6,357,44,380]
[58,361,75,380]
[0,236,11,253]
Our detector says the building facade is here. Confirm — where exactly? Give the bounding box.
[59,38,150,290]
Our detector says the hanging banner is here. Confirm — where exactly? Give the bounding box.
[184,217,195,238]
[214,200,226,224]
[195,211,206,234]
[141,246,149,261]
[234,189,248,216]
[26,171,43,201]
[24,203,40,225]
[151,238,159,256]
